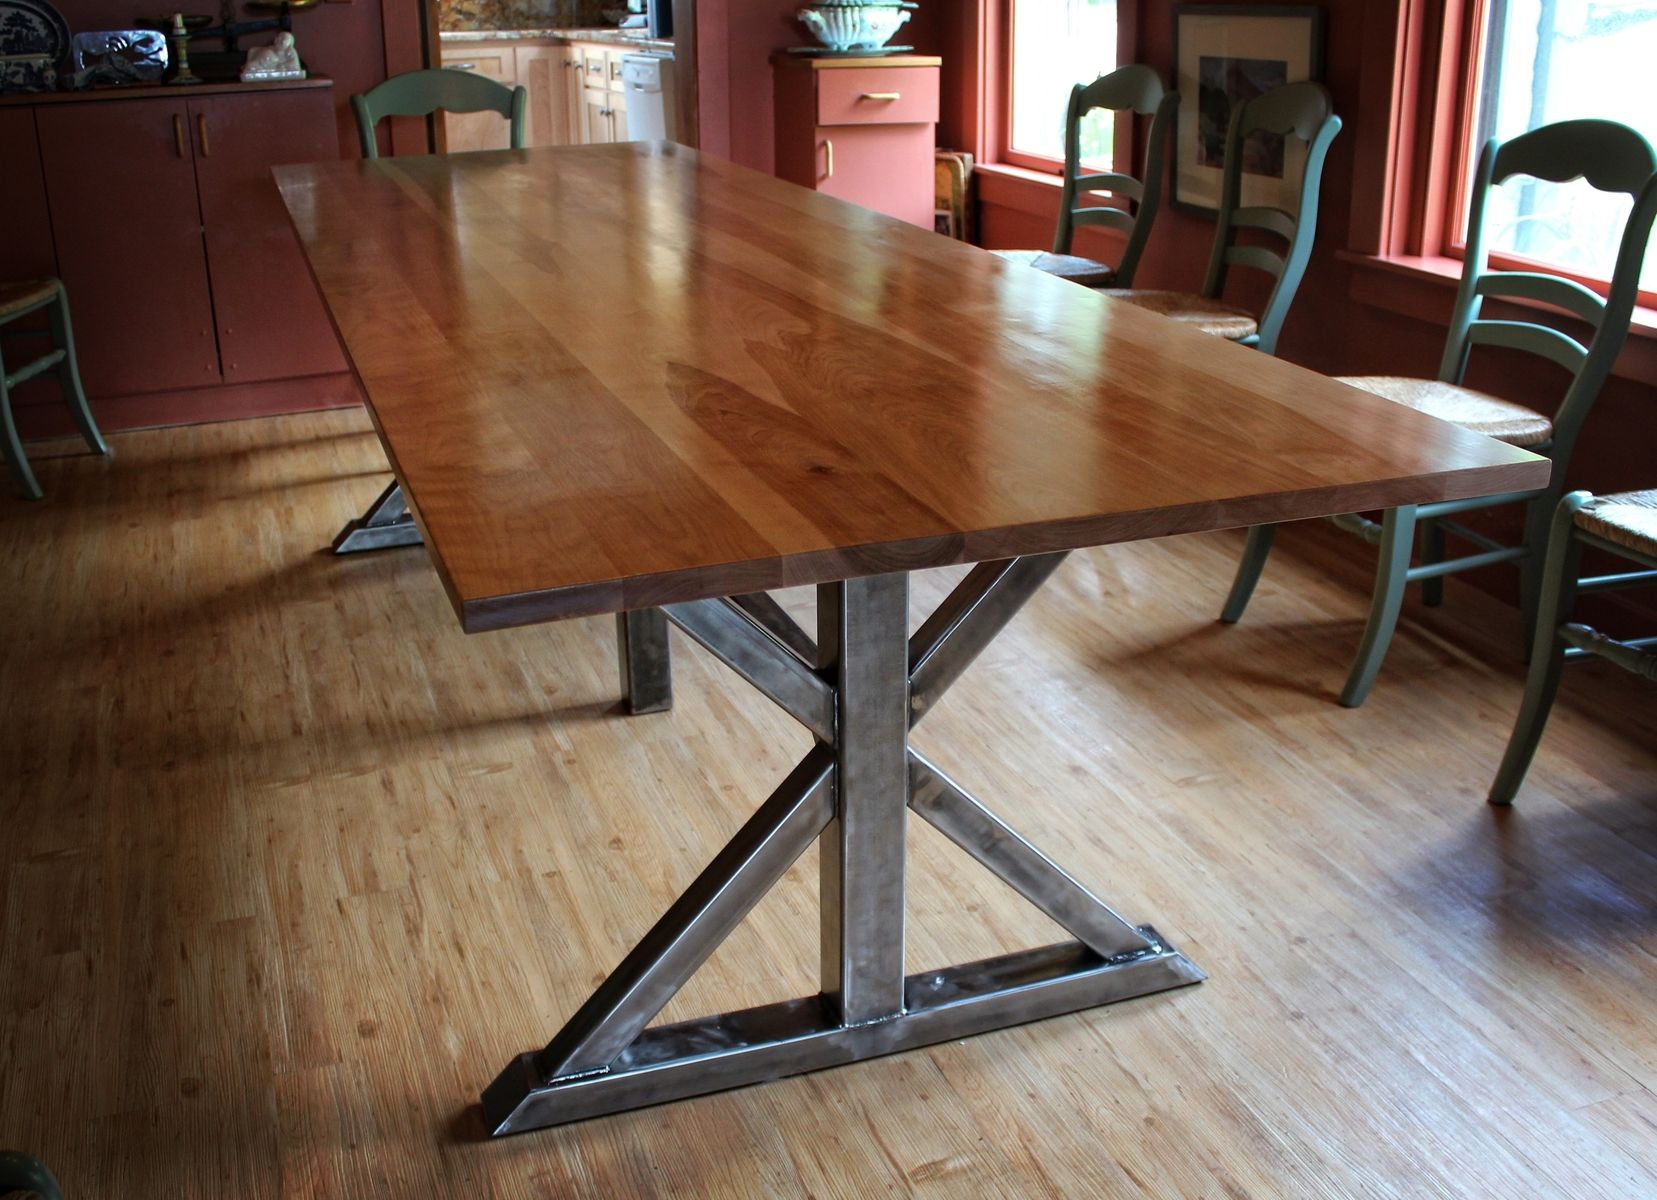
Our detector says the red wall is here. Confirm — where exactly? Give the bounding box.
[56,0,393,156]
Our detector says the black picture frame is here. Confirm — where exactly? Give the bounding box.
[1171,5,1326,215]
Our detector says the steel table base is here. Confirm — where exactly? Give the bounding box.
[332,480,423,553]
[483,555,1203,1136]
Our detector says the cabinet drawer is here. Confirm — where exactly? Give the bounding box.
[582,49,608,88]
[441,48,513,82]
[816,67,938,127]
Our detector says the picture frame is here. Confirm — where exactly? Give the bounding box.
[1171,5,1325,215]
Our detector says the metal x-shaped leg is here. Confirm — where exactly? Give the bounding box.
[332,480,424,553]
[482,555,1203,1135]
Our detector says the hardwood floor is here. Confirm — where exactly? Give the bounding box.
[2,409,1653,1198]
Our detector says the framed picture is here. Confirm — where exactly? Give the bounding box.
[1171,5,1325,215]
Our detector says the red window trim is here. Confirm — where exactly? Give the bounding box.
[1360,0,1656,308]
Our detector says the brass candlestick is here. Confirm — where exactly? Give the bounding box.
[167,12,202,84]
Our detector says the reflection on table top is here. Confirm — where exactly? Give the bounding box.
[275,141,1546,632]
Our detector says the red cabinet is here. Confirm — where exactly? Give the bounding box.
[193,89,345,384]
[6,80,346,410]
[773,55,941,229]
[36,99,221,395]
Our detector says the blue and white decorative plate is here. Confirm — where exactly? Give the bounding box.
[0,0,69,60]
[0,0,70,92]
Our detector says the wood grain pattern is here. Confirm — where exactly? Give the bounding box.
[0,409,1651,1197]
[275,142,1546,632]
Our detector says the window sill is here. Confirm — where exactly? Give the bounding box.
[1340,249,1657,386]
[974,162,1064,219]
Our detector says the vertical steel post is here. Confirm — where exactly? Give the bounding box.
[818,574,910,1025]
[616,608,673,714]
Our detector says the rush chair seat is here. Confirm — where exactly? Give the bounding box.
[1217,118,1657,708]
[1099,80,1341,356]
[353,68,527,158]
[0,277,109,501]
[1490,489,1657,805]
[992,65,1176,290]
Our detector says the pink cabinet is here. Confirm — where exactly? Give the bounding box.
[35,99,222,395]
[193,89,346,383]
[773,55,940,228]
[8,80,345,407]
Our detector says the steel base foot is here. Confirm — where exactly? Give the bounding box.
[483,933,1202,1135]
[332,479,424,554]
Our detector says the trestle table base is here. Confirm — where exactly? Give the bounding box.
[483,554,1203,1136]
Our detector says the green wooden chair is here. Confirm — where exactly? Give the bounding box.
[1220,118,1657,708]
[992,65,1176,289]
[0,279,109,501]
[1099,80,1341,356]
[1489,489,1657,804]
[352,68,527,159]
[0,1149,64,1199]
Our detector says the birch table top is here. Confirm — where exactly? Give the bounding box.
[274,141,1547,632]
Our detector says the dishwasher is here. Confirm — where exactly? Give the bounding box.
[621,55,669,141]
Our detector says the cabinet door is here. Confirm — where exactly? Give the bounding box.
[582,86,618,145]
[191,91,347,384]
[36,100,219,396]
[609,86,629,142]
[816,123,936,228]
[515,44,571,147]
[439,51,515,153]
[564,47,586,142]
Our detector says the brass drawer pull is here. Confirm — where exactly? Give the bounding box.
[197,113,210,157]
[859,91,901,101]
[173,113,186,157]
[822,138,834,180]
[448,61,478,71]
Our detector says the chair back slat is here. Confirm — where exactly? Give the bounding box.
[353,69,528,158]
[1475,271,1606,327]
[1223,245,1286,279]
[1200,81,1340,355]
[1229,206,1297,240]
[1052,64,1176,288]
[1467,320,1589,374]
[1072,207,1137,237]
[1072,172,1144,201]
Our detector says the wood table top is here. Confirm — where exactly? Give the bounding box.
[275,142,1547,633]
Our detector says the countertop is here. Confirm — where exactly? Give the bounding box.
[440,28,674,53]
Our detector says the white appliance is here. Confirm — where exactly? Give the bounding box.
[622,55,668,141]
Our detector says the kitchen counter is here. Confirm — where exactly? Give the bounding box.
[440,28,673,53]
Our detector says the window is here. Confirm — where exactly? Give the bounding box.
[1454,0,1657,294]
[1006,0,1118,169]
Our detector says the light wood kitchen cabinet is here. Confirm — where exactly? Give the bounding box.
[438,45,516,152]
[516,43,581,146]
[582,82,627,144]
[439,37,666,150]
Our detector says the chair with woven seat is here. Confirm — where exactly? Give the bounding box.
[1099,80,1340,355]
[1,278,109,501]
[1219,118,1657,707]
[1490,488,1657,804]
[353,68,527,158]
[992,65,1176,290]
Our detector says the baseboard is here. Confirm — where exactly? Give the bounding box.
[15,373,363,441]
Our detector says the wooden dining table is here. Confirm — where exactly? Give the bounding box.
[275,141,1547,1138]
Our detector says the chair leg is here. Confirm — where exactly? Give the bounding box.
[1420,517,1445,607]
[51,284,108,457]
[1516,490,1555,661]
[0,1150,63,1200]
[1489,495,1586,805]
[1339,505,1418,708]
[0,364,43,501]
[1219,524,1277,623]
